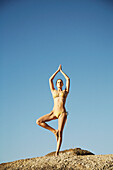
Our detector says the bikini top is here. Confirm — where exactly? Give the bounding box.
[52,90,68,99]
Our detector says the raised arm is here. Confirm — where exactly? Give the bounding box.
[49,66,61,92]
[60,66,70,93]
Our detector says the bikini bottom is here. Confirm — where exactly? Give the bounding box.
[55,111,68,119]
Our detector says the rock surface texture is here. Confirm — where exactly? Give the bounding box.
[0,148,113,170]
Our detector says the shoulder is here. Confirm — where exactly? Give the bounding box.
[51,89,57,94]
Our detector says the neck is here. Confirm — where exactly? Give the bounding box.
[58,87,62,91]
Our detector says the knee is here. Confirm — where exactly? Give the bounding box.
[36,119,42,125]
[58,130,63,137]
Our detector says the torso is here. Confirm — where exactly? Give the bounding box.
[52,89,68,115]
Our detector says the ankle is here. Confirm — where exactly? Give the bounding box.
[55,151,59,156]
[53,129,57,134]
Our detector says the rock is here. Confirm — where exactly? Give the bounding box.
[45,148,94,157]
[0,148,113,170]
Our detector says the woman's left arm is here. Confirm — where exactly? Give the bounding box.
[60,68,70,93]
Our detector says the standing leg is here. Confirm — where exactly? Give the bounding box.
[36,111,58,140]
[56,113,67,156]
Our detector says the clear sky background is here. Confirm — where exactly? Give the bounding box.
[0,0,113,163]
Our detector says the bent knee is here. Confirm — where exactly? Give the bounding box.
[58,130,63,137]
[36,119,42,125]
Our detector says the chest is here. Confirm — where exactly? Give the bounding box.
[53,90,67,99]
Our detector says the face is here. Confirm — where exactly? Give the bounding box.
[56,79,63,88]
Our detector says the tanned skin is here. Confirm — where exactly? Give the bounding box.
[36,65,70,156]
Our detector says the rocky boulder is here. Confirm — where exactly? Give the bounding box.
[0,148,113,170]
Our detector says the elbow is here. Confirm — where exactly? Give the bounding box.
[67,78,70,84]
[49,78,51,82]
[49,78,53,82]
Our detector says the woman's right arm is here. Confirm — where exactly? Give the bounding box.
[49,66,60,91]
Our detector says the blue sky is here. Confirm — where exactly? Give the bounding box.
[0,0,113,163]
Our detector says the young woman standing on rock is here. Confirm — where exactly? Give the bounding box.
[36,65,70,156]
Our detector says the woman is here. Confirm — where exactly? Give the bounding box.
[36,65,70,156]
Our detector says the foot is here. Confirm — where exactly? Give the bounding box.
[55,151,59,157]
[54,130,59,142]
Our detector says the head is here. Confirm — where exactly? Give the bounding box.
[56,79,63,89]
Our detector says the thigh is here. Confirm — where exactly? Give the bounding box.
[38,111,57,122]
[58,113,67,132]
